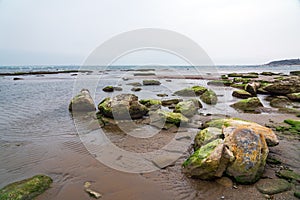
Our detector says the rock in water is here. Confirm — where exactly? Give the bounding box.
[232,90,253,99]
[102,86,114,92]
[173,100,200,117]
[245,82,259,96]
[150,110,189,127]
[230,97,263,113]
[174,86,207,96]
[97,94,148,120]
[183,139,234,179]
[0,175,52,200]
[224,127,269,184]
[270,96,292,108]
[200,89,218,105]
[142,80,161,85]
[287,92,300,101]
[264,81,300,95]
[69,89,96,112]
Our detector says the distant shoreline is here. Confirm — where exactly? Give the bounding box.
[265,58,300,66]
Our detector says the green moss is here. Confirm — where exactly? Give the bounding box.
[102,86,114,92]
[206,119,231,129]
[174,86,207,96]
[183,139,222,167]
[200,89,218,105]
[207,80,233,86]
[276,169,300,182]
[233,77,251,83]
[97,98,112,118]
[221,75,228,79]
[231,83,247,89]
[194,127,223,150]
[230,97,263,113]
[284,119,300,134]
[0,175,52,200]
[139,99,162,107]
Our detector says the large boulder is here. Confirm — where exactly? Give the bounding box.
[0,175,52,200]
[194,127,223,150]
[183,139,234,179]
[173,99,201,117]
[230,97,263,113]
[232,90,252,99]
[69,89,96,112]
[98,94,148,120]
[200,89,218,105]
[224,127,269,184]
[174,86,207,96]
[204,118,279,147]
[245,82,260,96]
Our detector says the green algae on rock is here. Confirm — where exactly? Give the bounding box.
[142,79,161,85]
[150,110,189,127]
[102,86,114,92]
[230,97,263,113]
[270,96,292,108]
[174,86,207,96]
[232,90,253,99]
[183,139,233,179]
[287,92,300,101]
[276,169,300,182]
[207,80,232,86]
[194,127,223,150]
[200,89,218,105]
[173,100,199,117]
[0,175,52,200]
[255,179,291,195]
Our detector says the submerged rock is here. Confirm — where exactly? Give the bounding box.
[142,79,161,85]
[98,94,148,120]
[174,86,207,96]
[200,89,218,105]
[224,127,269,184]
[230,97,263,113]
[69,89,96,112]
[255,179,291,195]
[183,139,234,179]
[0,175,52,200]
[232,90,253,99]
[207,80,232,86]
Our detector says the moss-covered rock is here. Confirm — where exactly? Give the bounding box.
[232,90,253,99]
[150,110,189,127]
[0,175,52,200]
[270,96,292,108]
[287,92,300,102]
[233,77,251,83]
[69,89,96,112]
[276,169,300,182]
[224,127,269,184]
[173,100,200,117]
[230,97,263,113]
[194,127,223,150]
[245,82,259,96]
[142,79,161,85]
[98,94,148,120]
[205,118,279,147]
[161,99,182,106]
[264,82,300,95]
[139,99,162,111]
[131,87,142,92]
[200,89,218,105]
[174,86,207,96]
[183,139,234,179]
[231,83,247,89]
[102,86,114,92]
[255,179,291,195]
[284,119,300,134]
[207,80,232,86]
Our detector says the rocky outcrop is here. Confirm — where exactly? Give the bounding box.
[174,86,207,96]
[270,96,292,108]
[230,97,263,113]
[287,92,300,101]
[207,80,232,86]
[98,94,148,120]
[150,110,189,127]
[245,82,260,96]
[200,89,218,105]
[183,118,278,184]
[0,175,52,200]
[264,79,300,95]
[69,89,96,112]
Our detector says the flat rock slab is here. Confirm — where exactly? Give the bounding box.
[256,179,291,195]
[152,154,180,169]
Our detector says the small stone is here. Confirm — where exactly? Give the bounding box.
[233,185,238,189]
[85,188,102,199]
[84,181,91,188]
[131,87,142,92]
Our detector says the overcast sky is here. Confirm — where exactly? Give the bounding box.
[0,0,299,66]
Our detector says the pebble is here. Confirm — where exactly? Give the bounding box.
[85,188,102,199]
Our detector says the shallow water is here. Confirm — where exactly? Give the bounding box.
[0,67,300,199]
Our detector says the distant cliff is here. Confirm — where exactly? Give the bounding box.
[266,59,300,66]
